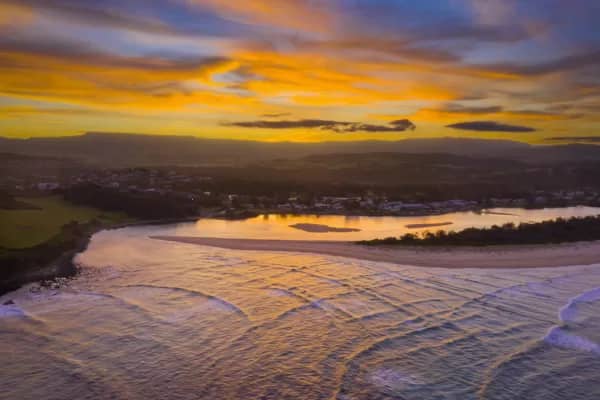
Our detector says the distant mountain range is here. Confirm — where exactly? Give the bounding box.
[1,132,600,166]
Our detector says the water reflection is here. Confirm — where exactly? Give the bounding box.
[165,206,600,241]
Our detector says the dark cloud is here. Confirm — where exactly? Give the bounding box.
[509,109,557,116]
[330,119,416,133]
[291,38,460,63]
[507,109,583,119]
[3,0,181,35]
[546,136,600,143]
[419,24,536,44]
[225,118,416,133]
[390,119,416,129]
[0,36,228,72]
[341,2,539,48]
[226,119,341,129]
[434,104,503,114]
[478,50,600,76]
[446,121,535,132]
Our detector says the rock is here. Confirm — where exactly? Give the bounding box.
[3,300,15,306]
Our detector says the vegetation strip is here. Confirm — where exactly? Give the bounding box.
[359,216,600,246]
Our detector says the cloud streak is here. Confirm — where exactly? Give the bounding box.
[478,50,600,76]
[432,104,503,114]
[0,36,230,72]
[546,136,600,143]
[446,121,535,132]
[225,118,416,133]
[2,0,182,35]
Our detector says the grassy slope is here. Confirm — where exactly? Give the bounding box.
[0,196,130,249]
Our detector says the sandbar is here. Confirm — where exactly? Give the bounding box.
[289,223,361,233]
[150,235,600,269]
[405,222,453,229]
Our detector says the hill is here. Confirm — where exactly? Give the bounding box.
[3,132,599,167]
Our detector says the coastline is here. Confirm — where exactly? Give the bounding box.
[0,227,93,295]
[151,235,600,269]
[5,204,600,296]
[0,215,204,296]
[1,209,267,296]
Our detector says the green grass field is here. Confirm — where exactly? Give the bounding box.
[0,196,131,249]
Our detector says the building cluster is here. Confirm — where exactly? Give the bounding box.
[5,167,600,217]
[487,190,600,208]
[272,196,479,216]
[72,168,211,193]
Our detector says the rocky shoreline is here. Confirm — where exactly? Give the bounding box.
[0,214,211,296]
[1,224,96,296]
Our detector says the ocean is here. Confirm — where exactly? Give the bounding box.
[2,224,600,399]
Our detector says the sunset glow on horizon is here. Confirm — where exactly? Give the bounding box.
[1,0,599,143]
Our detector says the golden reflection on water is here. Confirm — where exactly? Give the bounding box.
[168,207,600,241]
[3,226,600,399]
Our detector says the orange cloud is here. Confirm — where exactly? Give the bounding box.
[0,49,248,110]
[0,3,33,28]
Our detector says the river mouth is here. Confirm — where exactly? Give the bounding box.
[159,206,600,241]
[2,224,600,399]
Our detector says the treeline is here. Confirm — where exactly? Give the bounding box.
[170,158,600,203]
[63,183,197,219]
[358,216,600,246]
[177,170,537,203]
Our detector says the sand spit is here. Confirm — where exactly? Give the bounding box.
[289,223,361,233]
[150,236,600,269]
[405,222,453,229]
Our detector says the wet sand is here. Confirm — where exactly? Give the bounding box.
[150,236,600,269]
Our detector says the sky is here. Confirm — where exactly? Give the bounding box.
[1,0,599,143]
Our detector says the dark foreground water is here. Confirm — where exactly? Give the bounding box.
[2,225,600,399]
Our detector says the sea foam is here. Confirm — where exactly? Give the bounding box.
[545,327,600,355]
[544,287,600,354]
[559,287,600,323]
[0,304,26,319]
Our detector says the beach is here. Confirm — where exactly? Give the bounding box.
[151,235,600,269]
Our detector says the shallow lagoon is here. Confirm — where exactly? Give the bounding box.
[166,206,600,241]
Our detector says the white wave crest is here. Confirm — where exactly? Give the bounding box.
[559,287,600,323]
[0,304,26,318]
[544,287,600,355]
[544,327,600,355]
[369,368,421,391]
